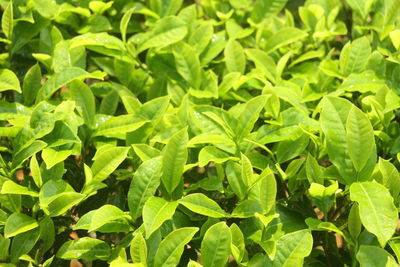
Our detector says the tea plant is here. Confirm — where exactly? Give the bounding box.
[0,0,400,266]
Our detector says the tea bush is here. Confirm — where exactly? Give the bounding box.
[0,0,400,266]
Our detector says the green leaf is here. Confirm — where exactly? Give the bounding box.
[375,158,400,201]
[120,9,134,43]
[350,181,398,247]
[130,233,147,263]
[36,67,105,102]
[161,128,188,194]
[22,64,42,106]
[234,95,268,142]
[154,227,198,267]
[189,22,213,54]
[42,148,72,169]
[345,0,374,19]
[138,16,187,52]
[91,146,130,183]
[226,161,247,200]
[12,141,47,170]
[348,203,362,240]
[39,180,84,217]
[0,69,21,93]
[356,245,398,267]
[231,199,263,218]
[308,182,338,215]
[346,105,375,171]
[74,210,132,233]
[230,223,245,263]
[4,213,38,238]
[39,216,55,252]
[179,193,226,218]
[256,167,277,214]
[56,237,111,261]
[1,180,38,197]
[320,96,355,184]
[263,28,307,54]
[10,228,40,262]
[173,42,201,89]
[250,0,288,23]
[201,222,232,267]
[274,229,313,266]
[94,115,148,138]
[224,39,246,74]
[339,37,371,76]
[131,144,161,162]
[128,157,163,220]
[0,234,10,261]
[89,205,126,232]
[245,49,276,82]
[32,0,60,19]
[70,80,96,128]
[143,197,178,238]
[2,1,13,39]
[390,29,400,50]
[198,146,238,167]
[150,0,183,17]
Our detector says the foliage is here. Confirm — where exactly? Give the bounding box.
[0,0,400,266]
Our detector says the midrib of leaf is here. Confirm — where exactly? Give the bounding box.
[132,170,160,219]
[62,248,108,253]
[164,234,192,265]
[205,233,224,266]
[146,201,170,233]
[279,232,309,266]
[344,40,369,75]
[180,200,225,217]
[358,184,385,242]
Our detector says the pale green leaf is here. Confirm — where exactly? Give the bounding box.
[0,69,21,93]
[154,227,198,267]
[201,222,231,267]
[143,197,178,238]
[128,157,162,220]
[4,213,38,238]
[91,146,130,183]
[357,245,398,267]
[350,181,398,247]
[179,193,226,218]
[224,39,245,74]
[161,128,188,194]
[56,237,111,261]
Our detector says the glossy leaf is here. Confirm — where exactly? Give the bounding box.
[56,237,111,261]
[350,181,398,247]
[4,212,38,238]
[161,128,188,194]
[179,193,226,218]
[154,227,198,267]
[128,157,163,220]
[264,28,307,54]
[138,16,187,52]
[173,42,201,89]
[36,67,105,102]
[0,69,21,93]
[274,229,313,266]
[130,233,147,263]
[225,39,245,74]
[143,197,178,238]
[356,245,398,267]
[201,222,231,267]
[1,1,13,39]
[70,80,96,128]
[346,105,375,171]
[91,146,130,183]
